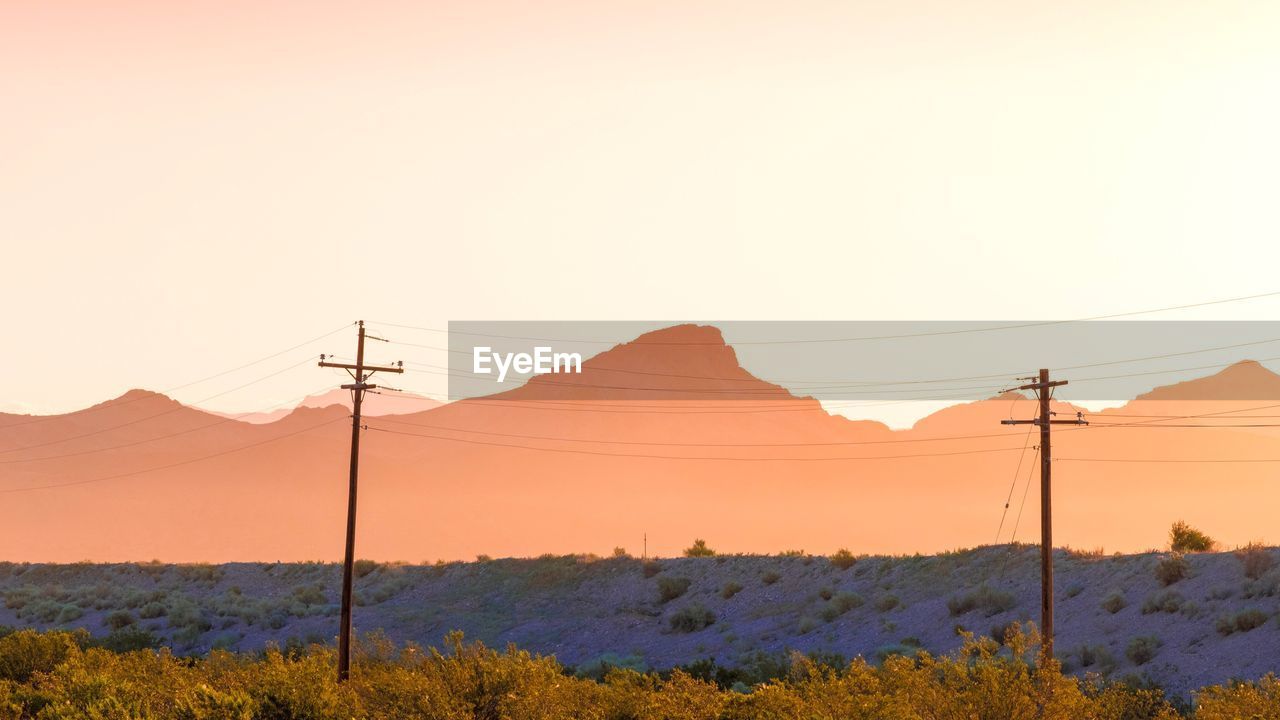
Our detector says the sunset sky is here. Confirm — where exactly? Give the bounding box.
[3,1,1280,417]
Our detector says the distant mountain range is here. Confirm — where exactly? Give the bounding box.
[205,388,440,424]
[4,324,1280,562]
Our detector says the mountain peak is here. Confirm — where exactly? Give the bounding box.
[1136,359,1280,401]
[500,323,793,402]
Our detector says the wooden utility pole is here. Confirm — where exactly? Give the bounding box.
[319,320,402,682]
[1000,369,1086,657]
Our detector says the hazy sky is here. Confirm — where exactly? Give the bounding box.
[3,1,1280,416]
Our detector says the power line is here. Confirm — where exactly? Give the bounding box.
[0,385,337,466]
[0,323,351,429]
[0,356,319,457]
[370,415,1029,448]
[364,423,1029,461]
[365,288,1280,346]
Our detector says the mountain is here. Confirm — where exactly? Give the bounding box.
[204,388,441,424]
[5,325,1280,562]
[1134,359,1280,401]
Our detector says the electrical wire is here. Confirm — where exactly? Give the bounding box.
[1,323,351,429]
[364,423,1029,461]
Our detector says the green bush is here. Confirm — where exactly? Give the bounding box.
[946,585,1015,617]
[1125,636,1161,665]
[683,539,716,557]
[1170,520,1215,552]
[818,592,864,622]
[104,610,135,631]
[1155,554,1189,586]
[1216,609,1270,636]
[1140,589,1183,615]
[656,577,691,602]
[874,594,900,612]
[1101,591,1127,614]
[669,604,715,633]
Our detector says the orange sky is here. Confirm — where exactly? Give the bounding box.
[3,1,1280,416]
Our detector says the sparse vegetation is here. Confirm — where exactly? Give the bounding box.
[1101,591,1127,614]
[1141,589,1184,615]
[1170,520,1215,553]
[946,585,1015,617]
[830,549,857,570]
[642,560,662,578]
[1235,542,1275,580]
[683,539,716,557]
[657,576,692,602]
[668,603,715,633]
[874,594,900,612]
[720,581,743,600]
[1155,553,1190,586]
[1215,609,1270,636]
[818,592,864,622]
[761,571,781,586]
[1125,635,1162,665]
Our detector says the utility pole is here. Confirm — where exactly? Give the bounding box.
[319,320,402,682]
[1000,369,1086,657]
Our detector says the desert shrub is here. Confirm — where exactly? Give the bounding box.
[1101,591,1127,614]
[720,582,743,600]
[1155,553,1189,586]
[54,604,83,624]
[90,627,158,653]
[817,587,833,601]
[669,604,715,633]
[174,684,256,720]
[642,560,662,578]
[761,571,781,586]
[612,547,629,558]
[1125,636,1161,665]
[0,629,79,682]
[657,577,691,602]
[1216,609,1270,636]
[797,616,817,634]
[1072,644,1116,673]
[104,610,135,631]
[872,643,921,664]
[291,584,327,606]
[175,564,224,584]
[819,592,864,622]
[1236,542,1275,580]
[353,559,380,578]
[139,601,167,619]
[683,539,716,557]
[778,549,806,557]
[1140,589,1184,615]
[573,652,646,680]
[475,554,492,563]
[874,594,900,612]
[947,585,1015,617]
[1170,520,1215,552]
[830,549,857,570]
